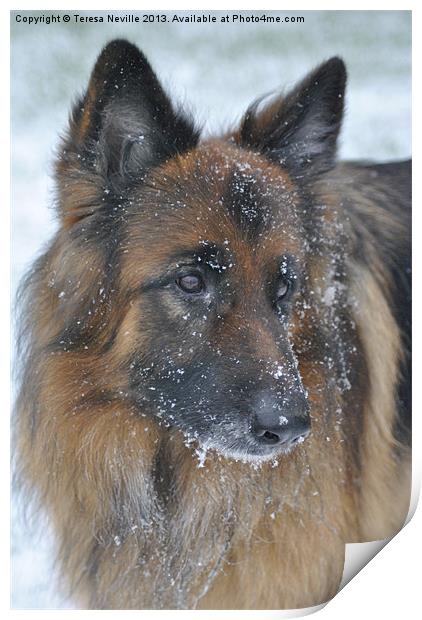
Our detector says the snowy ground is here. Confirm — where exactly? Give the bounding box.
[11,10,411,609]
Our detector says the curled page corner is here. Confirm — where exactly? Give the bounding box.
[340,467,420,592]
[289,603,327,617]
[340,539,390,590]
[238,603,327,618]
[406,470,420,525]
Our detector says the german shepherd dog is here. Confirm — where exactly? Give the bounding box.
[15,40,411,609]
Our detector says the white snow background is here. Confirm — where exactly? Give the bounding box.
[11,10,411,610]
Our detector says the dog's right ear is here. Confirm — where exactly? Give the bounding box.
[56,40,199,225]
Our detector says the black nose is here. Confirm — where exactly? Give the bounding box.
[251,391,310,447]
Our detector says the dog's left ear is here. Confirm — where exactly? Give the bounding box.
[236,57,346,178]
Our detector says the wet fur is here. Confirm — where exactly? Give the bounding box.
[15,41,411,609]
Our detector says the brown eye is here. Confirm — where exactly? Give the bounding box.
[176,273,205,294]
[276,280,290,302]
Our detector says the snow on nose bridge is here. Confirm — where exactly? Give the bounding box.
[214,310,296,385]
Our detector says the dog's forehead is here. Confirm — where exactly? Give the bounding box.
[124,142,304,281]
[183,140,297,208]
[148,142,300,230]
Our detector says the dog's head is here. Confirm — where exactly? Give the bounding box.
[53,40,347,463]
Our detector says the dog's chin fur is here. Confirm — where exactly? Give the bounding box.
[192,436,298,467]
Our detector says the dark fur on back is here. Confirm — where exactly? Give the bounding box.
[15,41,411,610]
[334,160,412,445]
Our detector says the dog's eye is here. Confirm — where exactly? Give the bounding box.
[176,273,205,294]
[276,279,290,302]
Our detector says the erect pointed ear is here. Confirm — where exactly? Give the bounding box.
[236,57,346,178]
[56,39,199,223]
